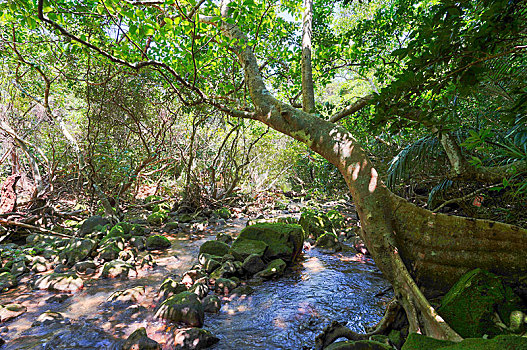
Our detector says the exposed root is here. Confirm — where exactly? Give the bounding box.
[315,299,400,350]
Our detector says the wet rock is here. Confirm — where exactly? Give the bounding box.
[60,238,98,266]
[173,328,219,350]
[214,208,231,220]
[122,327,161,350]
[118,249,136,263]
[202,295,221,313]
[130,236,146,251]
[74,260,97,274]
[78,215,110,237]
[155,291,204,327]
[54,263,69,273]
[159,277,188,299]
[216,233,233,244]
[102,260,135,279]
[45,294,71,304]
[108,286,147,304]
[30,256,50,273]
[32,311,66,326]
[231,285,254,296]
[438,268,526,338]
[213,261,237,278]
[315,233,341,251]
[254,259,286,279]
[325,340,391,350]
[199,254,221,274]
[182,270,206,288]
[98,240,123,261]
[214,278,238,295]
[147,211,168,226]
[199,240,230,257]
[0,304,26,322]
[130,224,147,236]
[105,222,132,240]
[221,254,235,263]
[146,234,171,250]
[34,272,84,292]
[229,238,268,262]
[141,254,156,268]
[189,282,209,299]
[401,333,527,350]
[242,254,266,275]
[10,260,28,277]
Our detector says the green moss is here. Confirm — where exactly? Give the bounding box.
[146,235,171,250]
[147,211,168,225]
[438,268,526,338]
[402,333,527,350]
[229,238,268,261]
[402,333,456,349]
[214,208,231,219]
[199,240,230,257]
[298,208,334,239]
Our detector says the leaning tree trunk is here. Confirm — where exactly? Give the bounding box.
[218,1,527,340]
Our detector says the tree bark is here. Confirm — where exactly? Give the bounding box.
[301,0,315,114]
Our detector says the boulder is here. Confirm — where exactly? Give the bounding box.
[108,286,147,304]
[155,291,204,327]
[202,295,221,313]
[32,311,65,326]
[146,235,171,250]
[34,272,84,293]
[231,285,254,296]
[78,215,110,237]
[216,233,233,244]
[401,333,527,350]
[31,256,50,273]
[214,278,238,295]
[173,328,219,350]
[122,327,161,350]
[103,223,131,241]
[98,241,123,261]
[0,303,26,322]
[159,278,188,299]
[147,211,168,226]
[101,260,135,279]
[242,254,266,275]
[130,224,147,236]
[199,241,230,257]
[74,260,97,274]
[130,236,146,251]
[229,239,268,262]
[438,268,526,338]
[60,238,98,266]
[315,233,341,251]
[255,259,286,279]
[10,260,28,277]
[189,282,209,299]
[236,223,304,262]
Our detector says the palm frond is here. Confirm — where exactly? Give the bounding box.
[428,179,454,208]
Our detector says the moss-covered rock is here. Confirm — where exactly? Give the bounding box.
[101,260,135,279]
[159,277,188,299]
[199,240,230,257]
[298,208,334,239]
[438,268,526,338]
[155,291,204,326]
[255,258,286,279]
[236,223,304,262]
[147,211,168,226]
[0,272,17,290]
[214,277,238,294]
[60,238,98,266]
[78,215,110,237]
[173,328,219,350]
[34,272,84,292]
[0,303,27,322]
[130,224,147,236]
[315,232,341,250]
[122,327,161,350]
[325,340,391,350]
[401,333,527,350]
[144,195,162,210]
[103,222,132,241]
[214,207,231,219]
[146,234,171,250]
[229,238,268,262]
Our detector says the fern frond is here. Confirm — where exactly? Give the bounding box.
[428,179,454,207]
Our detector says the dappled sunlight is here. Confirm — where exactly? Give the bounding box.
[302,256,325,274]
[369,167,378,193]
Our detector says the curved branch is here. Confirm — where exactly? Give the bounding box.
[329,94,374,123]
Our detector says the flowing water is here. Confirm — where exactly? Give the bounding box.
[0,215,391,349]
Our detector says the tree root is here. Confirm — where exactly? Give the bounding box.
[315,299,400,350]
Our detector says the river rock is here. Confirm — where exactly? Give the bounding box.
[438,268,526,338]
[202,295,221,313]
[254,259,286,279]
[108,286,147,304]
[242,254,266,275]
[214,278,238,295]
[231,285,254,296]
[60,238,98,266]
[130,224,147,236]
[199,240,230,257]
[32,311,66,326]
[102,260,135,279]
[78,215,110,236]
[229,238,268,262]
[34,272,84,292]
[31,256,50,273]
[130,236,146,251]
[216,233,233,244]
[122,327,161,350]
[235,223,304,263]
[173,328,219,350]
[0,304,26,322]
[74,260,97,274]
[146,234,171,250]
[159,278,188,299]
[189,282,209,299]
[105,222,132,240]
[182,270,206,288]
[10,260,28,277]
[199,255,221,274]
[147,211,168,226]
[155,291,204,327]
[54,263,69,273]
[401,333,527,350]
[315,233,341,251]
[98,240,124,261]
[298,209,334,239]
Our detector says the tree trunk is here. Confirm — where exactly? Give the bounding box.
[301,0,315,114]
[218,1,527,339]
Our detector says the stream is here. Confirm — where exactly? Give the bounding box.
[0,213,391,349]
